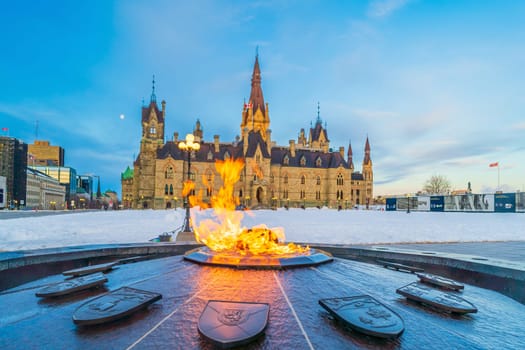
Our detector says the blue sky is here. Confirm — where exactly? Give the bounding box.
[1,0,524,197]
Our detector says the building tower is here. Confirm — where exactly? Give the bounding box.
[240,54,270,141]
[362,136,373,205]
[133,76,166,209]
[308,103,330,152]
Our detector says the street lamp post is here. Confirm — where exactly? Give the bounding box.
[178,134,200,235]
[407,194,410,213]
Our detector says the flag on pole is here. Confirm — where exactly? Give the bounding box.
[489,162,499,168]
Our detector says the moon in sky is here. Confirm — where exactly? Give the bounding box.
[120,114,125,120]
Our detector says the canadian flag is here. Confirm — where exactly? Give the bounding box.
[244,103,253,109]
[1,127,8,131]
[489,162,499,168]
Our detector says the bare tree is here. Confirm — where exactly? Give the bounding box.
[423,175,451,194]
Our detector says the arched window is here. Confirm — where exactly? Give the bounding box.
[316,157,322,167]
[169,184,173,195]
[337,174,344,186]
[165,166,174,179]
[301,175,306,185]
[316,176,321,185]
[150,126,156,134]
[164,184,169,195]
[283,155,289,165]
[207,151,213,160]
[300,190,306,199]
[316,191,321,200]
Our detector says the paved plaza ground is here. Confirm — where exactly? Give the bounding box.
[1,254,524,349]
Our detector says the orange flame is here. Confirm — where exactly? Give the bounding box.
[188,158,308,256]
[249,159,264,180]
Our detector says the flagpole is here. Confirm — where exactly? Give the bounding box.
[498,164,500,191]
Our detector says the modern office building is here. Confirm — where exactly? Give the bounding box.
[0,175,6,209]
[77,175,94,200]
[28,140,65,166]
[26,167,66,209]
[0,136,28,208]
[30,166,77,208]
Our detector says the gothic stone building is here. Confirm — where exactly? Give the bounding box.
[121,56,373,210]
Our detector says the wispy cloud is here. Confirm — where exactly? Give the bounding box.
[0,103,60,124]
[352,108,399,120]
[511,121,525,130]
[368,0,413,18]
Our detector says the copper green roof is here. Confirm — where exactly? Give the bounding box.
[121,166,134,180]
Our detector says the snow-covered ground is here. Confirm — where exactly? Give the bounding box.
[0,208,524,252]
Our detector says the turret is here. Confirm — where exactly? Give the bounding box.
[193,119,203,142]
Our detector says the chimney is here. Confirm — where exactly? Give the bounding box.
[161,100,166,115]
[339,146,345,158]
[289,140,296,157]
[173,132,179,143]
[214,135,220,153]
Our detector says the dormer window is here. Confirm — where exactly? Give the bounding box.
[224,151,230,160]
[316,157,322,167]
[300,156,306,166]
[283,155,289,165]
[150,127,156,134]
[207,151,213,160]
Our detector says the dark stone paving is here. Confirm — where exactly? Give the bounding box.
[1,255,524,349]
[384,241,525,262]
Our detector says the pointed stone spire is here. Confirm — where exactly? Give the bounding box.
[316,101,322,125]
[347,140,354,167]
[249,54,265,115]
[363,136,371,164]
[96,177,102,198]
[150,75,157,103]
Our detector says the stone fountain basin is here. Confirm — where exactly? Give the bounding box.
[184,246,333,269]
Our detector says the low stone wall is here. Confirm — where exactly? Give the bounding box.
[1,242,524,304]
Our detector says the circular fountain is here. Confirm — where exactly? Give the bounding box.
[184,246,333,269]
